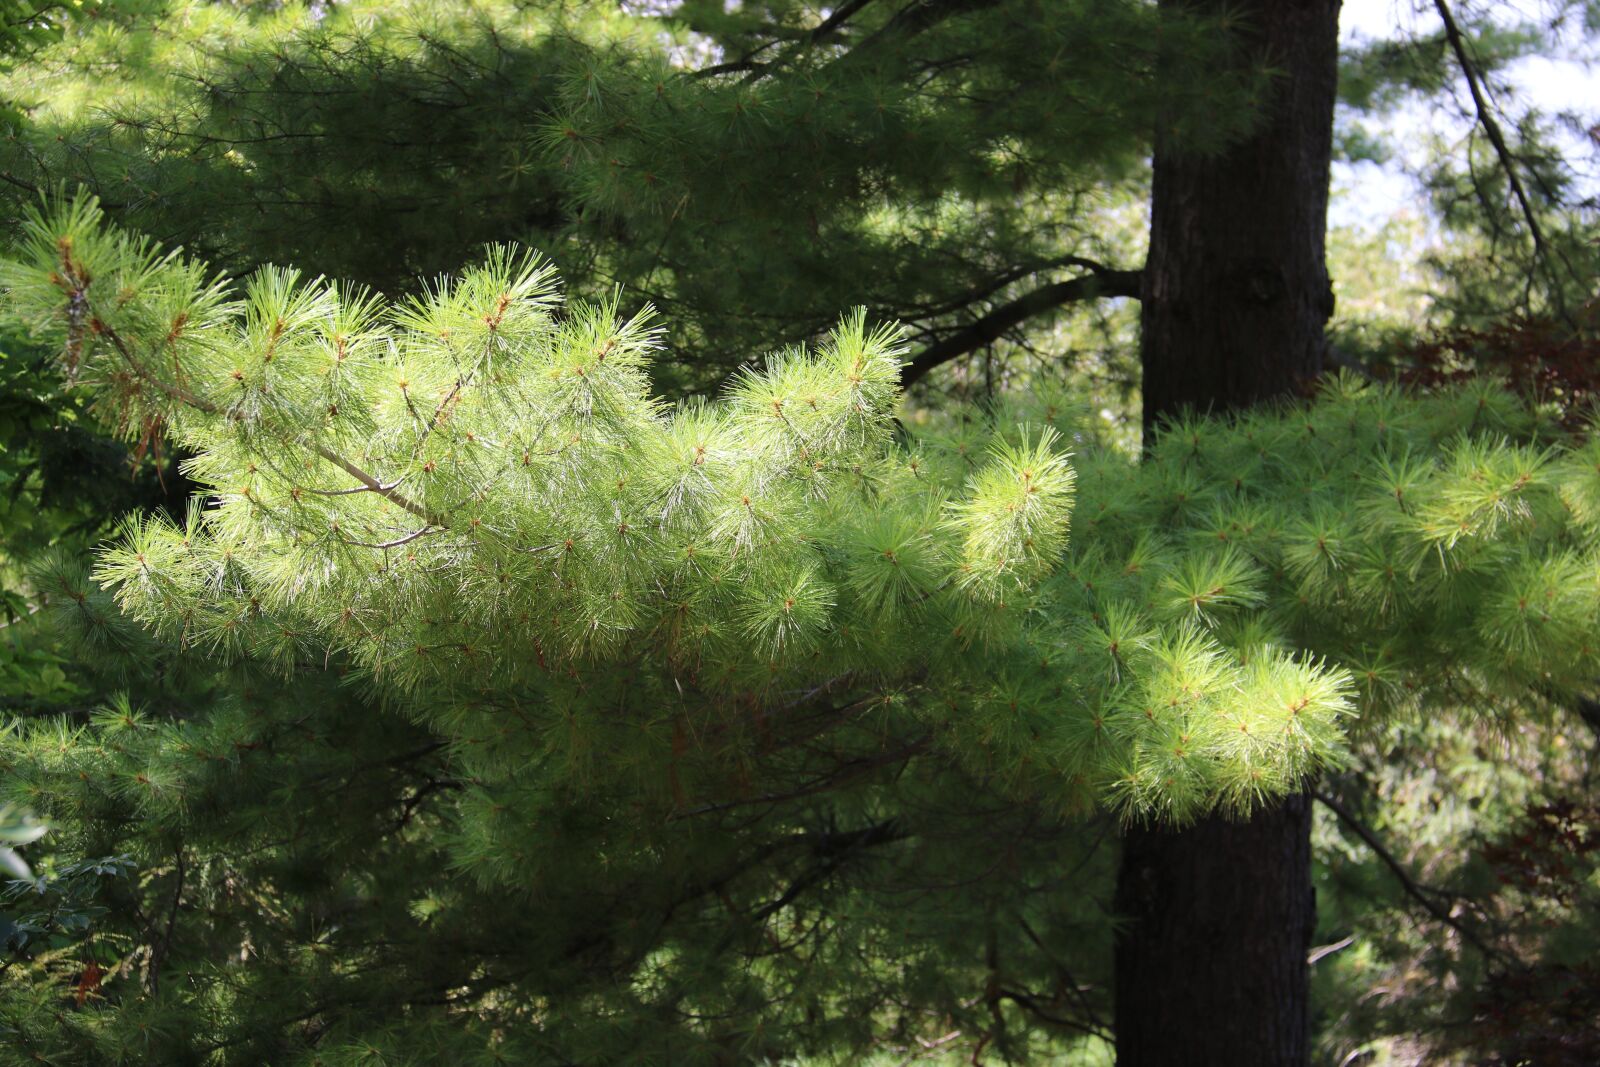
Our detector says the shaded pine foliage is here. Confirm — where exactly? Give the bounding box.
[0,0,1250,389]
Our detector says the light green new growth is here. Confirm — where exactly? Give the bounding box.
[5,197,1071,690]
[8,198,1600,837]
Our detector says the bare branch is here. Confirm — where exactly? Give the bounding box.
[1433,0,1577,322]
[900,266,1141,388]
[1314,788,1514,967]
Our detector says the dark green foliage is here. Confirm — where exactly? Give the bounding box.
[0,0,1254,389]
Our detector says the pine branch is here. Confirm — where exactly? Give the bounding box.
[750,818,906,921]
[94,314,441,527]
[996,988,1108,1040]
[733,0,879,81]
[307,444,438,526]
[1432,0,1578,323]
[1314,788,1514,967]
[806,0,878,45]
[703,0,988,83]
[849,0,1005,58]
[901,255,1130,321]
[901,266,1141,387]
[1015,914,1110,1037]
[145,845,186,996]
[669,735,931,820]
[20,204,1600,843]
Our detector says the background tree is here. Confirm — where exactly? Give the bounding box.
[0,0,1235,392]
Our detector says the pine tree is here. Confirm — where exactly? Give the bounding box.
[4,198,1600,1061]
[0,0,1596,1059]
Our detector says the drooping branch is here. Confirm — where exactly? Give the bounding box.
[997,988,1110,1040]
[668,734,931,820]
[1314,788,1513,967]
[1432,0,1576,321]
[805,0,878,45]
[849,0,1005,58]
[900,265,1141,388]
[693,0,880,80]
[750,818,906,922]
[698,0,999,84]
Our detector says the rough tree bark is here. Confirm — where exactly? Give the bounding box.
[1115,797,1317,1065]
[1116,1,1341,1065]
[1138,0,1340,431]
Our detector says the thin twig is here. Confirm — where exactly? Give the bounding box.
[668,735,931,820]
[1314,788,1513,966]
[147,846,186,995]
[339,526,437,550]
[1433,0,1578,322]
[88,301,441,526]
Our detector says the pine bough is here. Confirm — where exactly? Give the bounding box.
[5,199,1600,832]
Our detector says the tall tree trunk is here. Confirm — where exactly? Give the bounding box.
[1138,0,1340,430]
[1117,2,1341,1064]
[1115,796,1315,1065]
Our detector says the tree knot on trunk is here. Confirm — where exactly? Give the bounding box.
[1238,259,1288,305]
